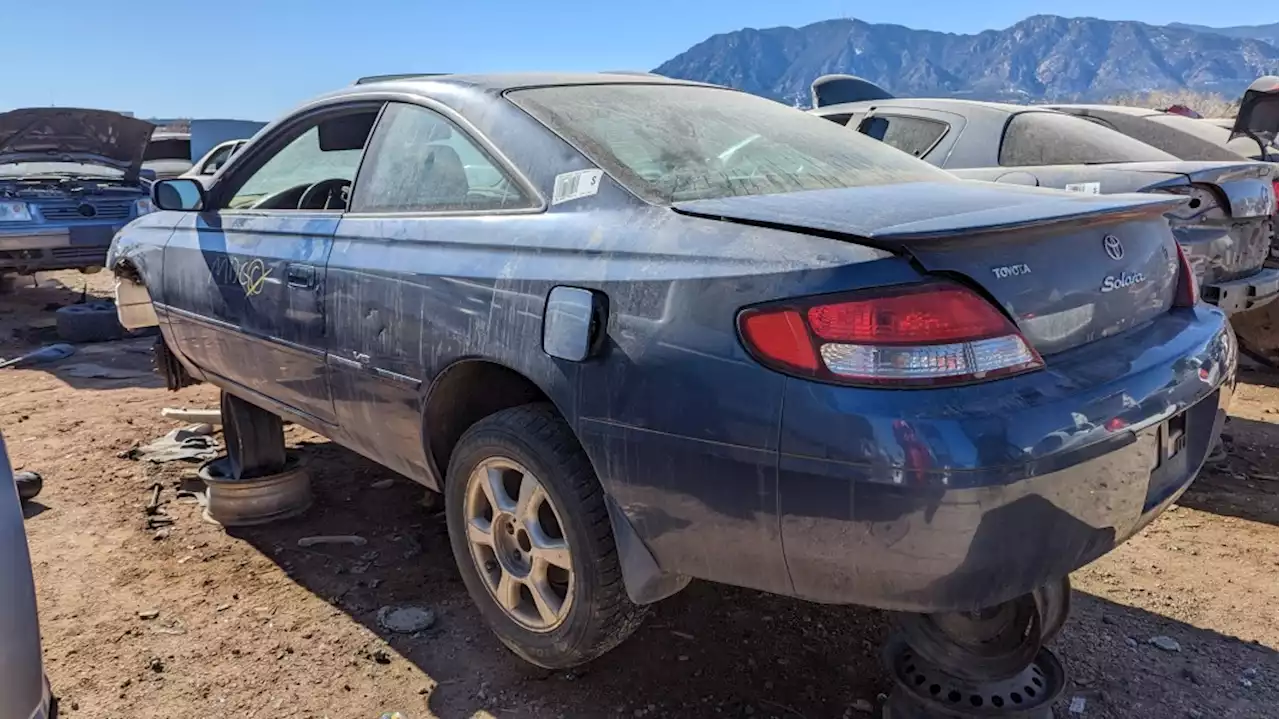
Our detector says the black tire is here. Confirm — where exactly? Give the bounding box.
[220,391,286,480]
[55,301,125,343]
[444,403,646,668]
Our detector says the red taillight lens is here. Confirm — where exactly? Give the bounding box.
[806,285,1013,343]
[1173,243,1199,308]
[737,282,1044,387]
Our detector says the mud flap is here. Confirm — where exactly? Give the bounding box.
[603,495,690,605]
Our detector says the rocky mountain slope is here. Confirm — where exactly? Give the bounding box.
[653,14,1279,105]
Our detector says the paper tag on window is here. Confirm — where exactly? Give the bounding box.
[552,169,604,205]
[1064,182,1101,195]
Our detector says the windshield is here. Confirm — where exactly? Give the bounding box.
[999,111,1178,167]
[508,84,952,204]
[0,161,124,179]
[143,138,192,162]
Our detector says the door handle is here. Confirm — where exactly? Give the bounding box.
[286,263,317,289]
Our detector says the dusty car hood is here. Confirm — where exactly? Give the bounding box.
[0,108,155,180]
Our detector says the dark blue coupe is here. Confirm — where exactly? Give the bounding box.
[108,73,1234,676]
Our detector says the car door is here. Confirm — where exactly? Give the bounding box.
[328,101,539,479]
[162,102,383,427]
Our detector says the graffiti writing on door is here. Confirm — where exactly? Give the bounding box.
[212,255,273,297]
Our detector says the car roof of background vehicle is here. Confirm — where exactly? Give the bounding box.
[346,71,717,95]
[813,97,1050,118]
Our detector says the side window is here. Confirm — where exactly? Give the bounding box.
[350,103,532,213]
[857,115,948,157]
[200,144,235,175]
[225,109,379,210]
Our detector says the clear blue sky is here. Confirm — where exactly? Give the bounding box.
[6,0,1275,119]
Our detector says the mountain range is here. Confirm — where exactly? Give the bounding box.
[652,15,1279,105]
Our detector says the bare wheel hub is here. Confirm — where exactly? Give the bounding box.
[464,457,574,632]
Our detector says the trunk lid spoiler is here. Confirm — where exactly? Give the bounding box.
[0,108,156,181]
[672,181,1182,245]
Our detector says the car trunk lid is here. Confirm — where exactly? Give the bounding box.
[673,181,1186,355]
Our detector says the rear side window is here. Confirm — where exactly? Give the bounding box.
[818,111,865,128]
[350,103,532,213]
[858,115,948,157]
[999,112,1177,167]
[508,84,951,204]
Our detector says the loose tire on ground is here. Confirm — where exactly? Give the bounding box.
[1232,301,1279,367]
[55,301,126,343]
[444,403,647,668]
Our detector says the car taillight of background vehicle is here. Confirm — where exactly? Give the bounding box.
[737,282,1045,387]
[1173,242,1198,308]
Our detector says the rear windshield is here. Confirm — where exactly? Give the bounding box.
[508,84,952,204]
[1145,114,1272,161]
[143,138,191,162]
[999,112,1177,167]
[1094,112,1250,162]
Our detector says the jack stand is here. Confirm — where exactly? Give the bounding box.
[881,634,1065,718]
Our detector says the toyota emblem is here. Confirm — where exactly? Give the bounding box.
[1103,235,1124,261]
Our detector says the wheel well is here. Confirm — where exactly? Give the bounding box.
[423,360,554,485]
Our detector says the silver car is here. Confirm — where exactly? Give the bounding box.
[0,434,55,719]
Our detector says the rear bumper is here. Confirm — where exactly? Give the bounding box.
[1204,267,1278,315]
[776,306,1235,612]
[0,224,121,272]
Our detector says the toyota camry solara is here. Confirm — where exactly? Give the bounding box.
[107,73,1235,671]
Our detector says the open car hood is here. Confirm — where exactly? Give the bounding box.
[0,108,155,180]
[1230,76,1278,144]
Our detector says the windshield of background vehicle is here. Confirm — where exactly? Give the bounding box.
[0,162,125,179]
[508,83,954,204]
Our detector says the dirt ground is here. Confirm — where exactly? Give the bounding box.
[2,272,1277,719]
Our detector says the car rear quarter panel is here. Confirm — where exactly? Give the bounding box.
[327,187,898,594]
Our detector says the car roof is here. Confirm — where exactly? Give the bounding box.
[1044,104,1160,117]
[347,72,710,94]
[813,97,1054,117]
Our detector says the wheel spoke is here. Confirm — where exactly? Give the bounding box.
[529,528,572,571]
[495,571,521,610]
[528,576,563,625]
[515,474,544,523]
[467,517,494,547]
[484,466,515,513]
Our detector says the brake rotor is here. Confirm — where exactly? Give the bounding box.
[895,593,1042,682]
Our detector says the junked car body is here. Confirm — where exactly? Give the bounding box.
[144,120,267,180]
[0,434,56,719]
[0,108,156,276]
[810,76,1278,320]
[111,73,1234,672]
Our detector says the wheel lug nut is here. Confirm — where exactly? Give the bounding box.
[484,560,497,571]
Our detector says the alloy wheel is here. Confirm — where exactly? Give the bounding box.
[463,457,575,632]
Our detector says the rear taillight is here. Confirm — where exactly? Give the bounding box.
[1173,243,1199,308]
[738,282,1044,387]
